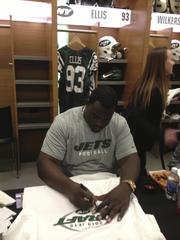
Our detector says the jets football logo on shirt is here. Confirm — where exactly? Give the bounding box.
[54,209,107,231]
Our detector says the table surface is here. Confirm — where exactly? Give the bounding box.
[5,185,180,240]
[135,183,180,240]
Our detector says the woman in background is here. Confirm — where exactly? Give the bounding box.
[122,46,178,177]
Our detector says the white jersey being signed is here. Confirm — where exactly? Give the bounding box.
[4,174,166,240]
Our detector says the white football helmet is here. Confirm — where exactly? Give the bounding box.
[169,0,180,14]
[171,39,180,61]
[153,0,168,13]
[99,36,120,61]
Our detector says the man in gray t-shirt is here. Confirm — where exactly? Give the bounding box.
[37,86,140,223]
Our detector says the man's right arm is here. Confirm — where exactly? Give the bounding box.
[37,151,74,194]
[37,151,95,209]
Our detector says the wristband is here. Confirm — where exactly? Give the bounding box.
[121,180,136,192]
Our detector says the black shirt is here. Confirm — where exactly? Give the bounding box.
[122,87,164,150]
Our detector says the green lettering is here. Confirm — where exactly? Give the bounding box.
[54,217,66,226]
[54,216,78,226]
[88,215,97,221]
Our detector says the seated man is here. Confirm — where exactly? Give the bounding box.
[37,86,140,223]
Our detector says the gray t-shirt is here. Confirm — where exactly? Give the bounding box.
[41,106,137,176]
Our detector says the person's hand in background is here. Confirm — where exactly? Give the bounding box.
[164,128,178,149]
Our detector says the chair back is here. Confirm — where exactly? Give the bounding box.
[0,106,13,139]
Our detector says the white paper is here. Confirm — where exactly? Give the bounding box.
[0,191,15,206]
[0,207,16,234]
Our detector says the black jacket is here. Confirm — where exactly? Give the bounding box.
[122,88,164,150]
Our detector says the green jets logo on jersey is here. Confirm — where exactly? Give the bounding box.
[54,209,107,231]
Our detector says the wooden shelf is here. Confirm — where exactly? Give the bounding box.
[99,59,127,64]
[169,101,180,105]
[162,119,180,123]
[14,55,50,61]
[0,24,11,28]
[171,81,180,85]
[149,33,169,38]
[117,101,124,106]
[16,80,51,85]
[0,3,57,164]
[98,46,127,107]
[18,122,51,130]
[17,102,51,108]
[57,27,97,34]
[98,81,126,85]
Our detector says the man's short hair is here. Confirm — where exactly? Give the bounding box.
[89,86,118,108]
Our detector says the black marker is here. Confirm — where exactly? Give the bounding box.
[80,183,88,191]
[80,183,97,208]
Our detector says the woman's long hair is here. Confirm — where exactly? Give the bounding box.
[129,47,170,109]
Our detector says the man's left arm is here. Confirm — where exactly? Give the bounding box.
[95,115,140,222]
[95,152,140,222]
[116,152,140,184]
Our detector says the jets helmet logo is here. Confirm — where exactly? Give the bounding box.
[57,6,74,17]
[54,209,107,231]
[99,39,111,47]
[171,39,180,61]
